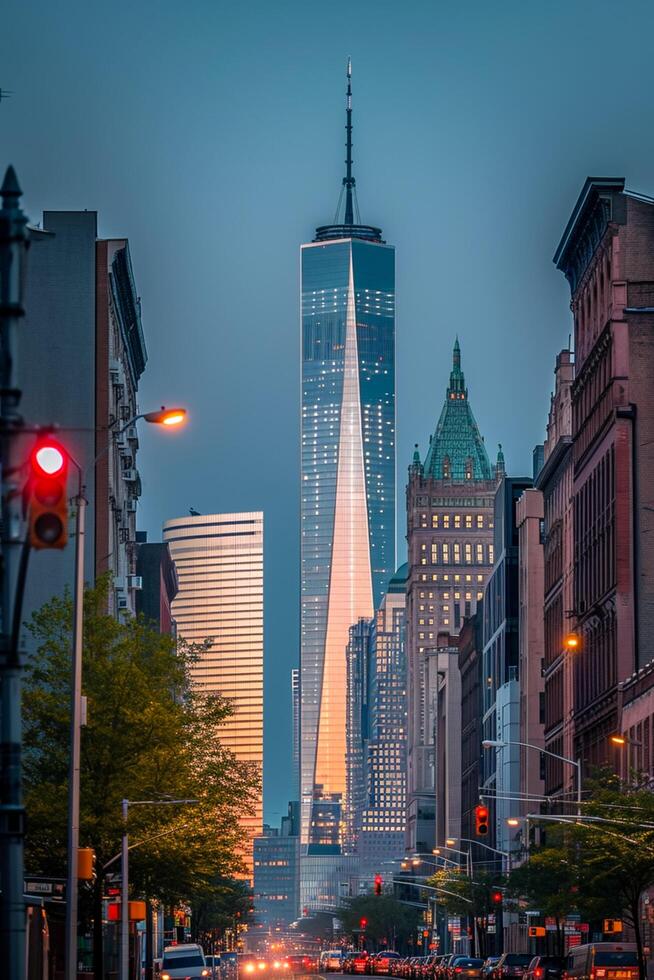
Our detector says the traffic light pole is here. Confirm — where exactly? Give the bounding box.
[64,483,86,980]
[0,166,29,980]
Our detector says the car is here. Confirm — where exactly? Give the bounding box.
[492,954,533,980]
[370,952,402,975]
[321,951,346,973]
[161,943,210,980]
[436,957,455,980]
[349,953,370,975]
[447,958,484,980]
[286,954,318,975]
[523,957,565,980]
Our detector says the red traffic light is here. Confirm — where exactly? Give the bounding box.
[491,889,503,905]
[374,874,383,896]
[28,439,69,549]
[360,917,368,930]
[475,804,489,837]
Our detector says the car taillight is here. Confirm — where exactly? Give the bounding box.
[595,972,606,978]
[535,971,543,978]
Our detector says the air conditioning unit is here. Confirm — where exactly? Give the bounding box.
[117,594,129,611]
[128,575,143,590]
[122,468,137,482]
[126,499,137,513]
[125,426,138,442]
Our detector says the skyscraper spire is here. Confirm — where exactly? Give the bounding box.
[344,57,355,225]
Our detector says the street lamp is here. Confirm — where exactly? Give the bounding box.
[65,407,188,980]
[120,798,199,980]
[564,633,581,652]
[482,738,582,818]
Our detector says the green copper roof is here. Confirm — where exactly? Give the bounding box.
[423,338,492,481]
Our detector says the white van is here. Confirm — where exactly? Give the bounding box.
[564,944,639,980]
[162,943,209,980]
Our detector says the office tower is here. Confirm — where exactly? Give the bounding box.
[458,607,484,855]
[291,669,301,798]
[253,803,300,930]
[300,60,395,876]
[16,213,147,625]
[535,350,574,796]
[358,565,407,871]
[405,340,497,854]
[163,512,264,872]
[554,178,654,777]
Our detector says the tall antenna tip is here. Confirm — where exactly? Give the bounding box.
[347,57,352,78]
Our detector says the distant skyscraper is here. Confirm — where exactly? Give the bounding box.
[163,512,264,873]
[405,341,497,854]
[300,61,396,872]
[291,668,300,797]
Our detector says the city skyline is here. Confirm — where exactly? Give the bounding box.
[5,0,654,823]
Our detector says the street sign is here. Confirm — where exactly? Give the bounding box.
[24,877,65,900]
[529,927,546,938]
[604,920,622,934]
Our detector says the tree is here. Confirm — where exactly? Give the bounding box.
[505,839,579,957]
[426,869,504,958]
[337,895,421,952]
[23,578,260,976]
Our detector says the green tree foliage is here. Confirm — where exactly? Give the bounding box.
[337,895,421,952]
[23,578,260,925]
[426,869,503,958]
[190,876,253,946]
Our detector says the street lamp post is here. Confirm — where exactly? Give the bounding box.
[120,798,198,980]
[483,739,582,819]
[64,408,187,980]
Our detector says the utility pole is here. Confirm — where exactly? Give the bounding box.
[0,165,29,978]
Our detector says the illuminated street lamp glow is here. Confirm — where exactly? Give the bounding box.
[565,632,580,651]
[610,734,627,746]
[143,406,187,426]
[506,817,520,827]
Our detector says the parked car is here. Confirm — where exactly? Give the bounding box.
[161,943,209,980]
[524,957,565,980]
[564,943,639,980]
[492,954,533,980]
[447,958,484,980]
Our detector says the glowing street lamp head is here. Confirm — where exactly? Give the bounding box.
[610,733,627,746]
[411,858,421,866]
[445,838,456,847]
[507,817,520,827]
[565,632,580,652]
[143,406,187,427]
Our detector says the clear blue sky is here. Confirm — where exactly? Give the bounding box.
[4,0,654,824]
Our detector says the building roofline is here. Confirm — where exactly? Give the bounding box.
[553,177,625,269]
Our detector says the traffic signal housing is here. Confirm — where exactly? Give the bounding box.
[27,439,69,549]
[490,889,503,906]
[77,847,95,880]
[475,804,489,836]
[374,874,383,896]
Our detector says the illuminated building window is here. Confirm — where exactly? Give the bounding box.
[454,514,461,528]
[489,544,494,564]
[477,515,484,528]
[477,574,483,582]
[465,515,472,528]
[443,618,449,626]
[464,543,472,564]
[420,513,428,527]
[476,542,484,563]
[432,514,439,528]
[443,592,450,600]
[453,542,461,564]
[477,591,483,600]
[443,515,450,529]
[442,543,449,564]
[431,543,438,564]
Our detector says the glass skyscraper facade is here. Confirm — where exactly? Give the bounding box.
[163,512,264,875]
[300,233,395,852]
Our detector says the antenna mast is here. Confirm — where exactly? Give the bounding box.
[343,58,355,225]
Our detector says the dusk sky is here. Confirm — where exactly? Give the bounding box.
[5,0,654,823]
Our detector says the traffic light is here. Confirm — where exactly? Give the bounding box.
[475,804,489,836]
[27,439,69,549]
[77,847,95,880]
[490,889,503,906]
[360,917,368,930]
[374,874,383,896]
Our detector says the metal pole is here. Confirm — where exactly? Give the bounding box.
[0,165,28,979]
[576,759,581,819]
[121,798,129,980]
[65,489,86,979]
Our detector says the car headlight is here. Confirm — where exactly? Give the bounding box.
[246,965,256,973]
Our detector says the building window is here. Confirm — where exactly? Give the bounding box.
[453,542,461,564]
[488,544,494,564]
[476,543,484,563]
[432,514,439,528]
[443,515,450,529]
[454,514,461,528]
[465,515,472,529]
[477,515,484,528]
[442,543,450,564]
[420,513,428,527]
[431,543,438,564]
[477,591,483,600]
[464,543,472,564]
